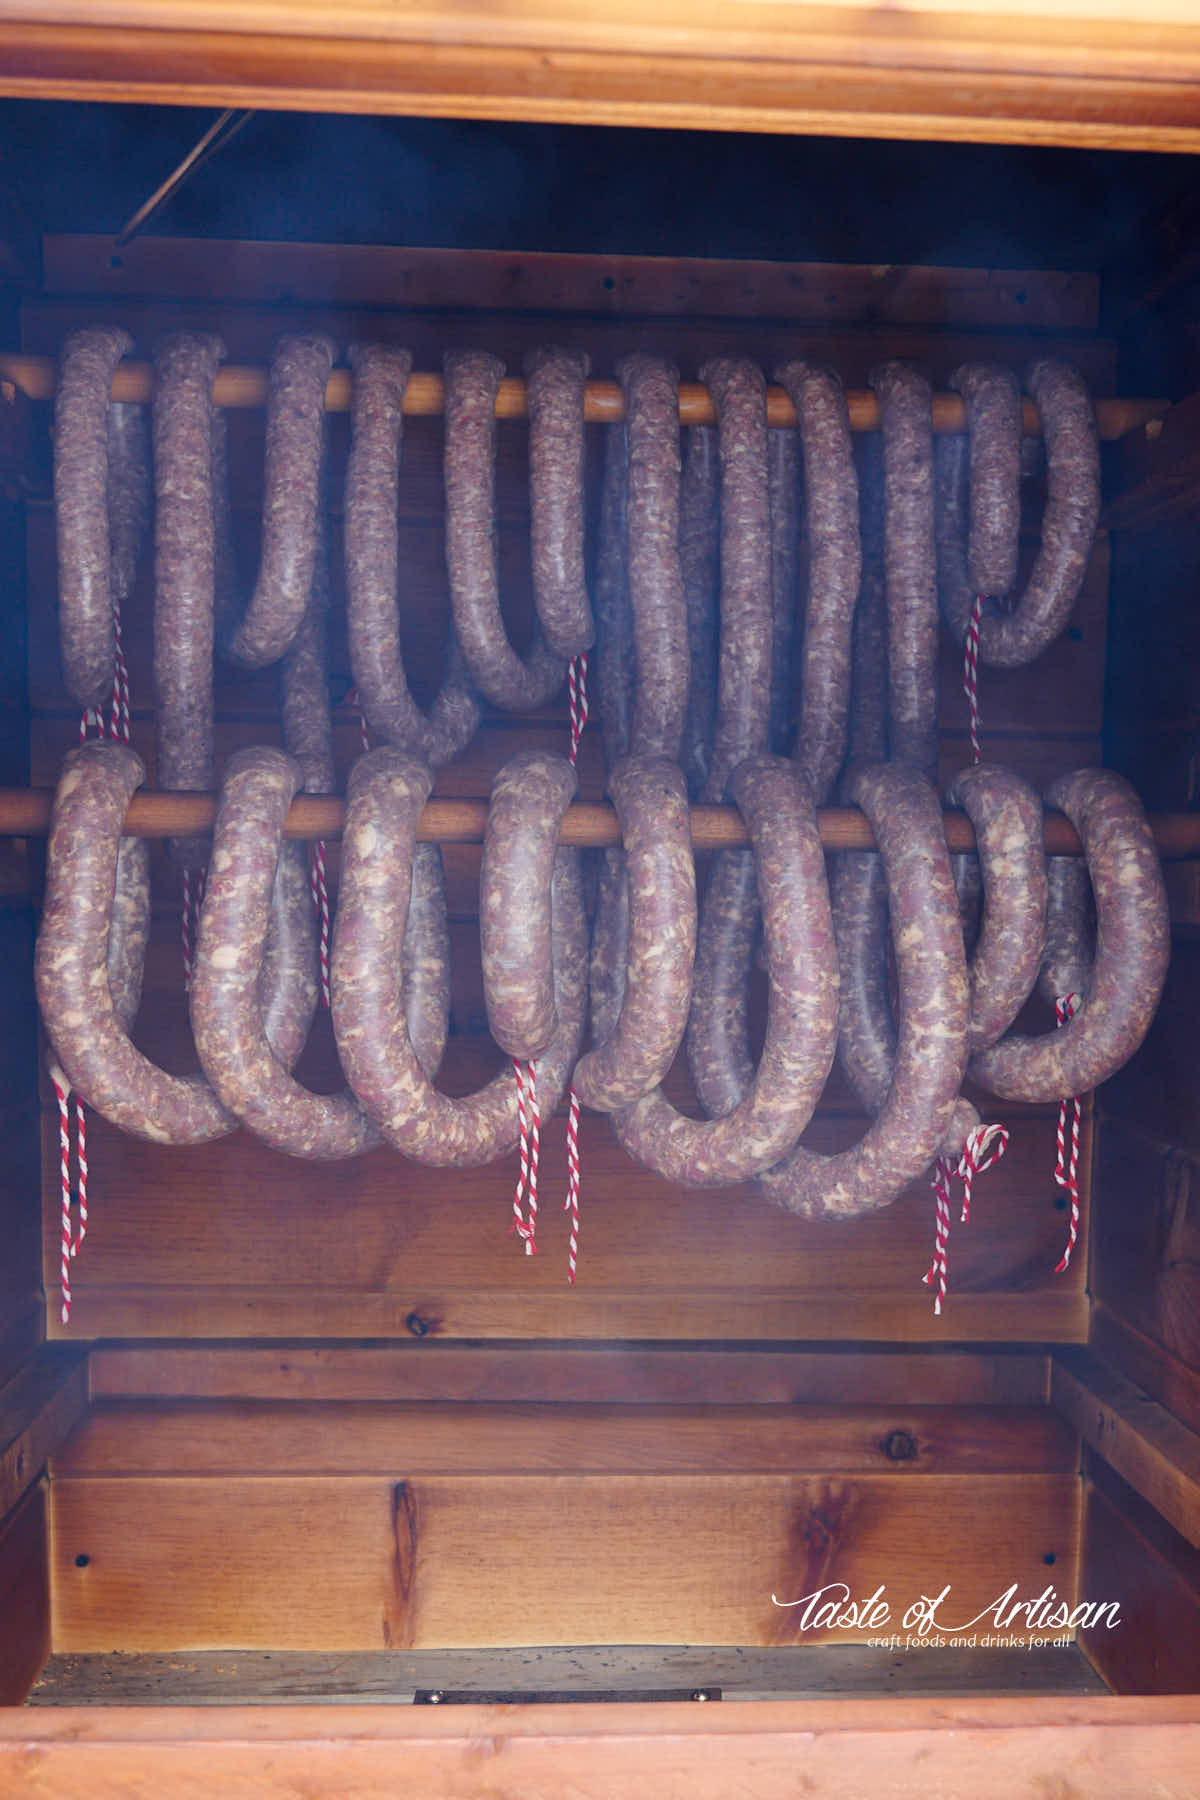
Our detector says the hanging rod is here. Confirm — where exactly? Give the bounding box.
[0,354,1163,440]
[2,788,1198,857]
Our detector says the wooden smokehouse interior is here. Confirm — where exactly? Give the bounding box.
[2,75,1200,1789]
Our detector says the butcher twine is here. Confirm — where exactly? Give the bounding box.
[1053,993,1084,1272]
[563,653,588,1283]
[303,685,373,1006]
[63,591,133,1324]
[922,1124,1010,1317]
[963,593,984,764]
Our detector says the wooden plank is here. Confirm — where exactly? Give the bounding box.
[1080,1466,1200,1695]
[87,1344,1052,1406]
[1090,1305,1200,1438]
[48,1471,1080,1651]
[42,236,1102,330]
[26,1642,1106,1704]
[1105,393,1200,533]
[4,1697,1200,1800]
[1089,1116,1200,1375]
[1102,940,1200,1153]
[5,5,1200,156]
[51,1400,1078,1479]
[0,1346,87,1519]
[1050,1349,1200,1547]
[0,1480,49,1705]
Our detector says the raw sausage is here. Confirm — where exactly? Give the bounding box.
[700,357,771,800]
[1037,856,1095,1007]
[619,354,689,760]
[869,360,938,782]
[948,362,1022,597]
[937,360,1100,666]
[345,344,479,764]
[774,360,862,804]
[766,424,798,758]
[593,416,633,771]
[332,748,587,1166]
[280,501,336,795]
[191,747,380,1159]
[219,334,336,670]
[525,346,594,658]
[444,348,566,711]
[572,756,697,1114]
[970,769,1168,1100]
[679,424,720,796]
[615,755,837,1184]
[55,326,144,714]
[759,761,968,1219]
[35,741,313,1145]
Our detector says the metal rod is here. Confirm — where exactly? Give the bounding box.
[3,787,1198,856]
[113,110,254,251]
[0,354,1164,440]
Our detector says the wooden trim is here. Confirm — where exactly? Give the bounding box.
[3,6,1200,151]
[0,1480,49,1706]
[1089,1306,1200,1438]
[0,1346,88,1519]
[1,1696,1198,1798]
[86,1343,1052,1405]
[42,235,1103,331]
[1050,1348,1200,1548]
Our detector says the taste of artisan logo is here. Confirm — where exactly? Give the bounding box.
[770,1581,1121,1650]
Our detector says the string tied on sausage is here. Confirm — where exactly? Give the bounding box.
[181,866,206,992]
[1053,992,1084,1271]
[957,1120,1010,1225]
[560,651,589,1283]
[508,1057,540,1256]
[923,1123,1010,1315]
[50,1065,87,1326]
[309,841,332,1009]
[963,592,984,765]
[923,1157,955,1316]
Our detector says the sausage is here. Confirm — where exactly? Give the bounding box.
[842,433,888,779]
[587,843,632,1056]
[831,850,894,1114]
[219,334,336,670]
[106,833,152,1030]
[480,750,578,1059]
[616,755,838,1184]
[700,357,771,800]
[403,843,452,1082]
[280,500,336,796]
[970,769,1168,1101]
[525,347,594,659]
[685,847,759,1120]
[937,360,1100,666]
[593,417,633,771]
[35,742,313,1144]
[679,424,720,797]
[572,756,697,1113]
[443,349,566,711]
[949,363,1022,597]
[107,396,151,660]
[759,761,969,1219]
[945,763,1048,1053]
[152,331,226,872]
[332,748,587,1166]
[191,747,381,1159]
[775,361,863,805]
[766,424,798,757]
[1036,856,1095,1007]
[869,360,938,782]
[619,354,689,760]
[54,327,137,714]
[344,344,479,764]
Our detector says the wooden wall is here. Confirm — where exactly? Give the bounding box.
[22,236,1113,1346]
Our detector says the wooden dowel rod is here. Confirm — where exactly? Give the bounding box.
[3,786,1199,857]
[0,354,1164,441]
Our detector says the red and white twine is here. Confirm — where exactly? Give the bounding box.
[508,1056,541,1256]
[181,866,206,991]
[562,652,590,1281]
[963,593,984,765]
[1053,993,1083,1272]
[923,1123,1010,1315]
[310,840,332,1008]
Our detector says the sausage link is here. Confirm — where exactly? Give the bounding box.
[938,360,1100,666]
[766,425,798,758]
[831,850,894,1114]
[192,747,380,1158]
[970,769,1168,1101]
[572,755,697,1113]
[35,742,311,1144]
[775,361,862,804]
[480,749,578,1059]
[593,418,633,771]
[842,433,888,778]
[332,748,587,1166]
[945,763,1048,1054]
[403,843,452,1081]
[152,331,225,871]
[1036,857,1095,1008]
[220,334,336,669]
[679,424,720,797]
[525,346,594,659]
[949,363,1022,597]
[345,345,479,764]
[55,327,137,713]
[615,755,837,1184]
[700,357,771,800]
[759,761,968,1218]
[280,501,336,795]
[685,848,758,1120]
[587,845,631,1054]
[869,360,938,782]
[444,349,566,711]
[619,354,689,760]
[107,833,152,1031]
